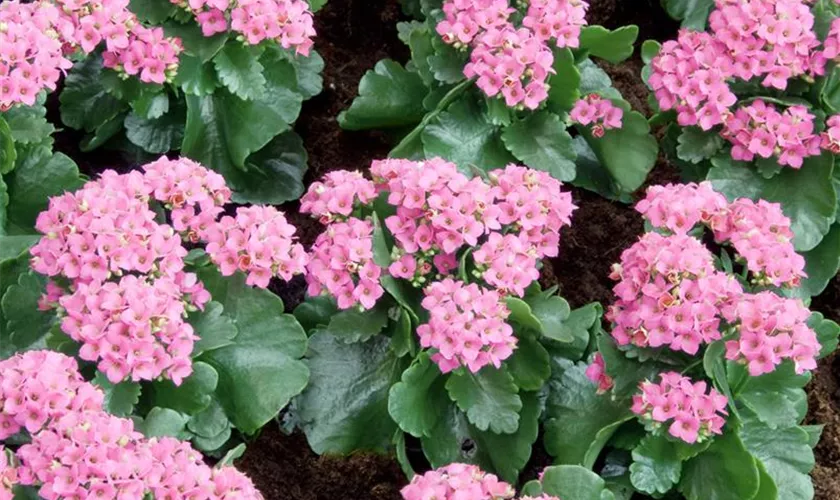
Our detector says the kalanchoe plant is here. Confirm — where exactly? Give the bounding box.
[0,350,264,499]
[550,182,840,500]
[339,0,658,200]
[1,156,311,456]
[644,0,840,297]
[292,157,603,483]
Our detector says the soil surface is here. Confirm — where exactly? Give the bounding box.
[45,0,840,498]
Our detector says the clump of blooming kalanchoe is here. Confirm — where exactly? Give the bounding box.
[418,279,517,373]
[30,171,209,384]
[401,463,515,500]
[143,157,231,242]
[0,448,15,500]
[306,217,384,310]
[721,101,821,169]
[637,182,806,288]
[473,233,540,297]
[722,292,820,376]
[585,353,614,394]
[570,94,624,137]
[299,170,378,223]
[204,205,308,288]
[437,0,589,108]
[0,351,104,440]
[821,115,840,154]
[171,0,315,55]
[631,372,728,444]
[608,232,742,355]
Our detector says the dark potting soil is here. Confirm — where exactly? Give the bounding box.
[42,0,840,498]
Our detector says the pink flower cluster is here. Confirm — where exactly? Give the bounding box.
[400,463,515,500]
[306,217,384,310]
[636,182,805,287]
[437,0,588,108]
[204,206,308,288]
[607,232,741,355]
[300,170,378,223]
[722,100,820,169]
[570,94,624,138]
[0,447,14,500]
[723,292,820,375]
[0,351,262,500]
[418,279,517,373]
[821,115,840,154]
[0,351,103,440]
[0,0,181,109]
[584,353,614,394]
[143,156,231,243]
[631,372,728,444]
[172,0,315,55]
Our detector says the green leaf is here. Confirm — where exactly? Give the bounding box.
[293,296,338,332]
[428,36,468,84]
[577,60,622,99]
[679,430,760,500]
[809,312,840,359]
[422,392,541,483]
[540,465,613,500]
[150,361,219,414]
[175,54,219,96]
[501,112,577,182]
[547,48,581,114]
[408,28,436,85]
[325,303,390,343]
[283,49,324,100]
[181,62,302,181]
[213,44,267,100]
[795,223,840,298]
[677,127,724,164]
[576,99,657,194]
[661,0,714,30]
[641,40,661,65]
[445,366,522,434]
[506,335,551,391]
[0,236,38,262]
[388,352,448,437]
[92,372,141,417]
[132,92,170,120]
[79,113,126,152]
[630,435,682,495]
[544,360,632,466]
[372,211,392,268]
[1,101,55,146]
[822,66,840,114]
[527,294,573,342]
[196,271,309,434]
[163,21,229,62]
[2,272,52,349]
[59,56,126,132]
[708,152,836,251]
[124,102,186,154]
[741,413,815,500]
[188,398,231,438]
[189,302,238,356]
[4,147,82,232]
[0,117,15,174]
[422,98,514,174]
[218,443,247,466]
[735,361,810,429]
[140,407,190,439]
[703,340,738,418]
[228,131,308,204]
[506,297,544,334]
[579,26,639,63]
[388,307,415,357]
[338,60,429,130]
[129,0,176,23]
[297,332,408,454]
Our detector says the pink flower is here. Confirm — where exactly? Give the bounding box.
[401,463,515,500]
[571,94,624,133]
[585,353,614,394]
[0,447,17,500]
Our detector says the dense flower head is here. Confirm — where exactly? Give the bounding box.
[306,217,384,310]
[0,447,15,500]
[821,114,840,154]
[584,352,614,394]
[143,157,231,242]
[300,170,378,222]
[418,279,517,373]
[0,351,104,440]
[172,0,316,55]
[400,463,515,500]
[473,233,540,297]
[607,232,742,355]
[437,0,588,108]
[722,100,821,169]
[204,205,308,288]
[637,182,805,288]
[631,372,728,444]
[0,0,181,110]
[570,94,624,137]
[723,292,820,376]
